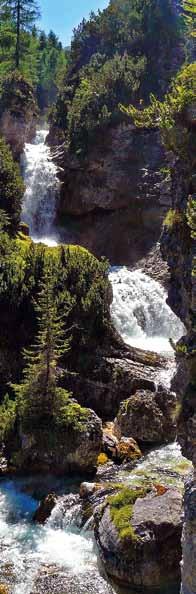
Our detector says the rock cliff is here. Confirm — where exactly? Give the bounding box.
[0,73,37,160]
[50,125,171,266]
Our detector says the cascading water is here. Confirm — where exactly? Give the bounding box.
[21,129,59,246]
[2,129,186,594]
[0,478,111,594]
[109,267,184,355]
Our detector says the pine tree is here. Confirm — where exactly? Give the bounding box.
[0,0,40,67]
[13,263,70,429]
[181,0,196,38]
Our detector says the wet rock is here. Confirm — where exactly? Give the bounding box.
[33,493,58,524]
[80,482,98,498]
[114,387,177,444]
[95,487,182,589]
[32,566,115,594]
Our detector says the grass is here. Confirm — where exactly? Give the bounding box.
[163,209,184,229]
[108,487,148,542]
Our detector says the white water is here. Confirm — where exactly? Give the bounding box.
[109,267,184,354]
[12,129,187,593]
[0,442,191,594]
[0,479,102,594]
[21,129,59,246]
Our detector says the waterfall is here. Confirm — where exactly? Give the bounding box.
[109,267,184,354]
[21,129,59,246]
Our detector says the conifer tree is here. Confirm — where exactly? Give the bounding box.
[0,0,40,67]
[181,0,196,38]
[13,262,70,429]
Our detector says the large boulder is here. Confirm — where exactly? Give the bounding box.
[95,487,182,590]
[114,387,177,444]
[11,401,102,475]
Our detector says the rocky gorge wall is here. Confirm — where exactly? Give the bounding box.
[0,73,37,161]
[161,110,196,594]
[51,124,172,267]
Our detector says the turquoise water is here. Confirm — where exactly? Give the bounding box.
[0,443,191,594]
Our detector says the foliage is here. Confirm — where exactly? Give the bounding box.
[0,394,16,443]
[187,195,196,239]
[121,63,196,156]
[0,238,110,399]
[108,487,148,542]
[164,209,185,228]
[97,452,108,465]
[0,11,68,107]
[0,135,24,231]
[12,260,71,430]
[50,0,183,154]
[68,53,146,153]
[0,0,40,68]
[180,0,196,37]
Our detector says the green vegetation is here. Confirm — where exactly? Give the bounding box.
[0,135,24,231]
[12,261,71,431]
[164,209,185,229]
[0,233,110,400]
[0,394,16,443]
[0,1,68,108]
[49,0,182,154]
[0,0,40,68]
[108,487,148,542]
[187,196,196,239]
[121,63,195,156]
[181,0,196,38]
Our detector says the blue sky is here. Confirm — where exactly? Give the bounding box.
[39,0,109,46]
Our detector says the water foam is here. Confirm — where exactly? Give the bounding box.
[21,129,60,245]
[109,267,184,354]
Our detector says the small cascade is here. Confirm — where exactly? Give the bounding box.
[21,129,60,245]
[109,267,184,354]
[47,494,82,530]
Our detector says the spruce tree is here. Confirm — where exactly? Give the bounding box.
[0,0,40,67]
[13,263,70,430]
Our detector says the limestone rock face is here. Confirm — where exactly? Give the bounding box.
[64,339,169,420]
[95,488,182,589]
[114,388,177,444]
[0,110,36,161]
[52,126,171,266]
[0,74,37,160]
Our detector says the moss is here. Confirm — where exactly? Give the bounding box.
[97,452,108,465]
[108,487,149,543]
[164,209,185,229]
[56,390,90,433]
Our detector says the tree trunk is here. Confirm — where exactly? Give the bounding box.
[16,0,20,68]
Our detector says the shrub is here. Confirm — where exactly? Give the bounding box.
[163,209,185,228]
[0,136,24,232]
